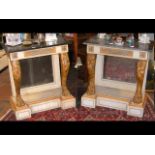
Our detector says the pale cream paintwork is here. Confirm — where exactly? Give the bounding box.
[82,44,149,118]
[7,44,76,120]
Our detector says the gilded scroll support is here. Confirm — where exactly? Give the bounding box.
[86,53,96,95]
[132,60,147,105]
[11,60,25,107]
[60,52,71,97]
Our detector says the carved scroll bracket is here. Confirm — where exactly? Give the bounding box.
[132,60,147,105]
[10,59,25,107]
[60,52,72,97]
[86,53,96,96]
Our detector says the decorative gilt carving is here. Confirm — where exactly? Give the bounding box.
[88,46,94,53]
[11,60,25,107]
[61,45,68,52]
[100,47,133,57]
[140,52,146,59]
[24,47,56,57]
[132,60,147,104]
[86,53,96,95]
[60,53,71,96]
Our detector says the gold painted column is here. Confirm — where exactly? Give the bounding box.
[86,53,96,96]
[59,47,76,109]
[60,52,72,97]
[10,60,25,107]
[128,59,147,117]
[81,50,97,108]
[132,60,147,105]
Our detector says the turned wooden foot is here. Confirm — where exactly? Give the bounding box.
[132,60,147,104]
[11,60,25,107]
[60,52,71,97]
[86,54,96,95]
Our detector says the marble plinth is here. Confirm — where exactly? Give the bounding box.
[81,94,96,108]
[61,96,76,109]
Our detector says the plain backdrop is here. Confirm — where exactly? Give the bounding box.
[0,135,154,155]
[0,0,154,19]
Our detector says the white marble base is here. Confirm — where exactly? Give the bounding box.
[15,108,31,121]
[127,105,144,118]
[12,95,76,120]
[61,96,76,109]
[29,98,61,114]
[81,95,96,108]
[96,97,127,111]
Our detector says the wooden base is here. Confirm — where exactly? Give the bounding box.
[96,86,132,111]
[22,88,61,114]
[61,95,76,109]
[81,94,96,108]
[81,86,146,118]
[10,88,76,120]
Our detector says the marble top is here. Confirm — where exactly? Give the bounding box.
[84,35,152,52]
[2,36,69,53]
